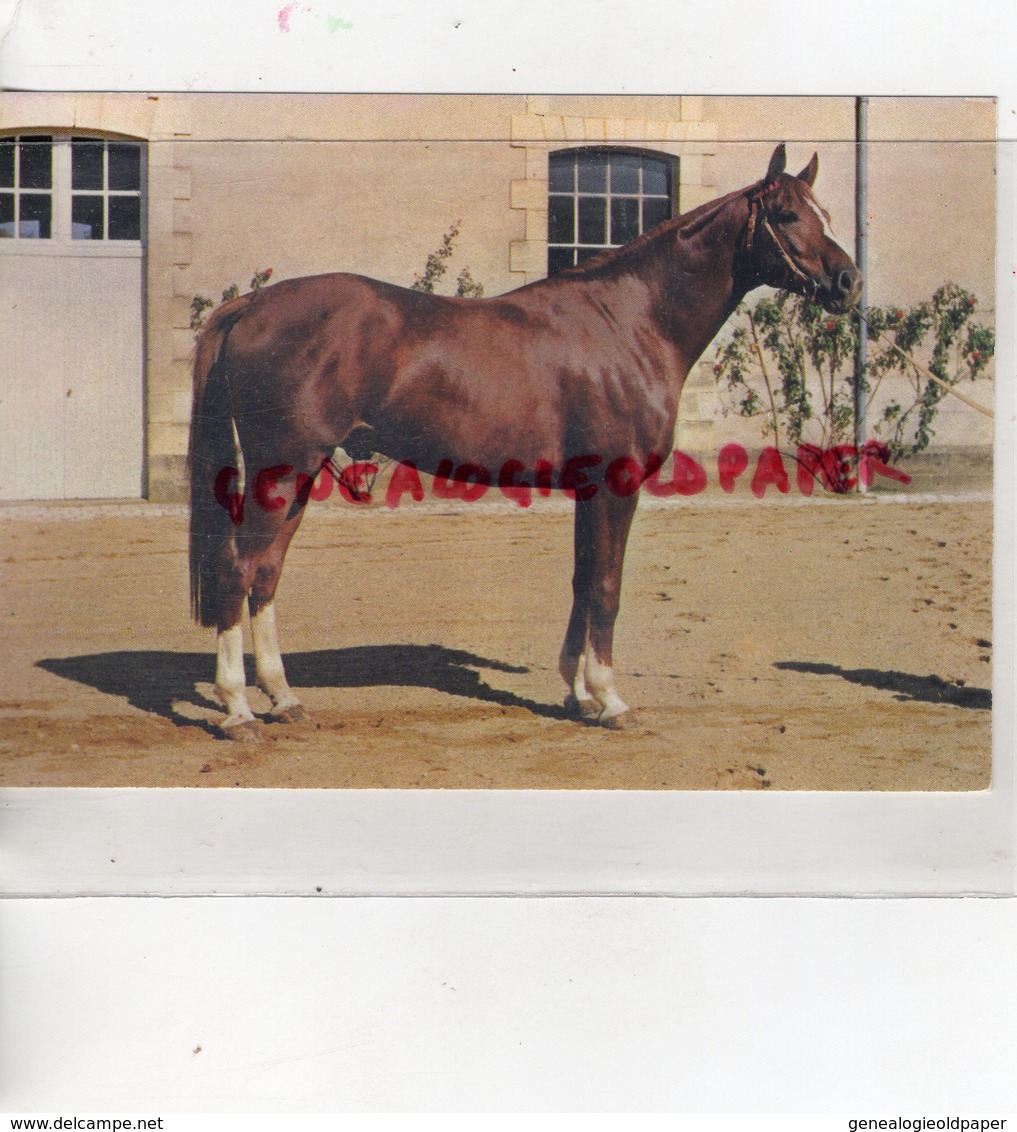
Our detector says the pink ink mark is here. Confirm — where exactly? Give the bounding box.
[278,2,300,32]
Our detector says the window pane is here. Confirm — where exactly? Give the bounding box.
[642,197,671,231]
[610,197,640,245]
[0,192,13,236]
[72,139,105,190]
[109,143,141,191]
[108,194,141,240]
[577,196,606,245]
[548,154,574,193]
[547,195,574,245]
[576,247,601,265]
[643,157,671,197]
[19,192,51,238]
[0,140,13,188]
[547,245,575,275]
[577,152,607,193]
[18,137,52,189]
[72,194,105,239]
[610,153,640,195]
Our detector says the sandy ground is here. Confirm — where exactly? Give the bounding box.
[0,488,993,790]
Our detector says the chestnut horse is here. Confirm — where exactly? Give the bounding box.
[188,144,861,740]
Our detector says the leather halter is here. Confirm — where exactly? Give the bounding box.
[744,177,817,299]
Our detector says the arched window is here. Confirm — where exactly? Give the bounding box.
[547,147,678,274]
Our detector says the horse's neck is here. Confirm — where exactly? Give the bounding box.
[654,195,751,366]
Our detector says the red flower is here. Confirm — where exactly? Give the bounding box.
[825,320,837,332]
[894,309,904,321]
[264,268,273,278]
[972,351,981,362]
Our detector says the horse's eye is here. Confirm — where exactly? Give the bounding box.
[775,209,799,225]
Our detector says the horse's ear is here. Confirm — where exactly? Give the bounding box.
[797,152,819,187]
[765,143,787,183]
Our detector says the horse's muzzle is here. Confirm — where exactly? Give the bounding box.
[819,265,863,312]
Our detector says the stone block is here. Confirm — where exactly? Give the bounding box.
[147,455,188,502]
[169,166,192,200]
[679,185,717,211]
[172,327,197,363]
[680,96,704,121]
[172,200,193,235]
[684,120,719,141]
[509,239,547,276]
[510,178,549,211]
[525,208,549,242]
[679,154,705,186]
[525,148,550,179]
[675,420,716,450]
[624,119,647,142]
[511,114,545,142]
[146,420,189,459]
[171,232,192,267]
[563,116,585,141]
[145,357,189,397]
[0,93,75,129]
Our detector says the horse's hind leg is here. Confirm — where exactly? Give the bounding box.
[247,507,308,724]
[215,619,260,741]
[213,477,311,740]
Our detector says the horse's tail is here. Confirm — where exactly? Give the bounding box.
[188,294,253,627]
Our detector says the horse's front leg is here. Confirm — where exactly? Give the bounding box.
[560,495,599,719]
[582,489,640,728]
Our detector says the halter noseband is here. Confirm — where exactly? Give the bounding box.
[744,177,818,300]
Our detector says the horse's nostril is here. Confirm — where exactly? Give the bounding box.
[837,269,857,296]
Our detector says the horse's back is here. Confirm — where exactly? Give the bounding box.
[218,267,681,469]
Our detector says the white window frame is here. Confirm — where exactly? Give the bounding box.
[0,133,146,260]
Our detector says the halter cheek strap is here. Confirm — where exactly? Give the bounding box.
[744,177,781,252]
[744,179,816,298]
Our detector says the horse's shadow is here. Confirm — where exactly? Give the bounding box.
[773,660,991,711]
[37,644,569,732]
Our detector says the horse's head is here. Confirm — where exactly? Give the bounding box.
[741,143,862,313]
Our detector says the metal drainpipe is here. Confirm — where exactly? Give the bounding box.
[854,95,869,491]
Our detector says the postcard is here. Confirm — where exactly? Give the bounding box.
[0,93,1010,895]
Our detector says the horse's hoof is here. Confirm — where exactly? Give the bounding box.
[222,718,263,742]
[564,695,601,721]
[599,709,633,731]
[271,704,309,725]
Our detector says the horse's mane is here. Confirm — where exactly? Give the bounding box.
[561,174,832,278]
[561,183,752,276]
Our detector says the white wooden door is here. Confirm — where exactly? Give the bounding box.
[0,134,145,501]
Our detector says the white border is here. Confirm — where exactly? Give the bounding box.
[2,1,1015,1117]
[0,1,1014,900]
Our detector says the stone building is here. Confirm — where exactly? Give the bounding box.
[0,93,995,501]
